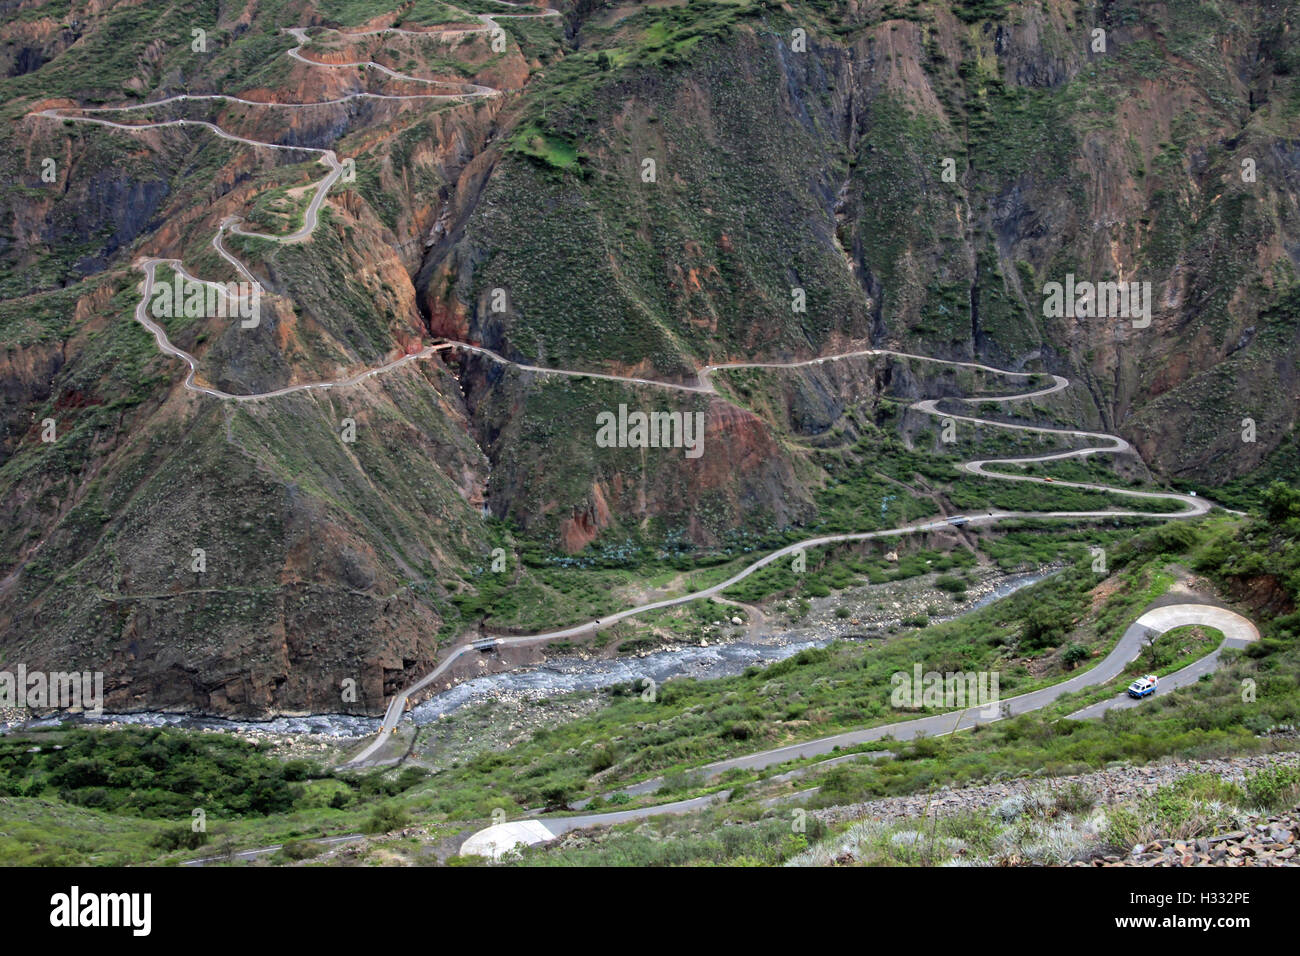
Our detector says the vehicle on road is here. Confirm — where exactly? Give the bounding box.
[1127,674,1159,699]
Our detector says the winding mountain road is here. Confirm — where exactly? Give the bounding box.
[341,357,1207,766]
[33,2,1239,820]
[32,1,557,404]
[459,600,1260,858]
[175,597,1259,864]
[34,0,556,308]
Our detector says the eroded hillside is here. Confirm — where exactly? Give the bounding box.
[1,0,1298,715]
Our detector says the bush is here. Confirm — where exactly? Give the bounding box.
[1243,765,1300,811]
[1168,773,1245,806]
[588,746,618,774]
[1062,644,1090,669]
[1022,604,1068,649]
[1150,522,1198,554]
[722,721,756,741]
[363,803,410,834]
[4,727,312,818]
[1053,781,1097,815]
[150,826,208,852]
[274,840,322,862]
[283,760,315,782]
[540,785,574,811]
[1262,482,1300,523]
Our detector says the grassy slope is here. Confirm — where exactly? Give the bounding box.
[3,494,1296,865]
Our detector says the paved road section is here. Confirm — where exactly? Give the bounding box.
[34,1,1245,830]
[459,602,1259,858]
[1066,604,1259,720]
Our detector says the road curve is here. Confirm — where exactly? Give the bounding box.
[32,3,1227,787]
[459,601,1259,858]
[33,0,557,334]
[1066,604,1259,719]
[182,599,1257,866]
[342,359,1206,765]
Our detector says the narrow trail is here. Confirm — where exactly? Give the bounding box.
[33,0,559,290]
[29,3,1224,773]
[339,346,1209,770]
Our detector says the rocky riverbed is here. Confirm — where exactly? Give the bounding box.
[2,565,1057,760]
[405,567,1056,722]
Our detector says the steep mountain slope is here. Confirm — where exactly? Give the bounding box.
[1,0,1297,716]
[440,0,1300,517]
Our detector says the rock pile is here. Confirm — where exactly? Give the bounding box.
[1079,811,1299,867]
[813,751,1300,828]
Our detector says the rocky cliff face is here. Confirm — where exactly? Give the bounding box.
[0,0,519,715]
[1,0,1298,715]
[436,0,1300,516]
